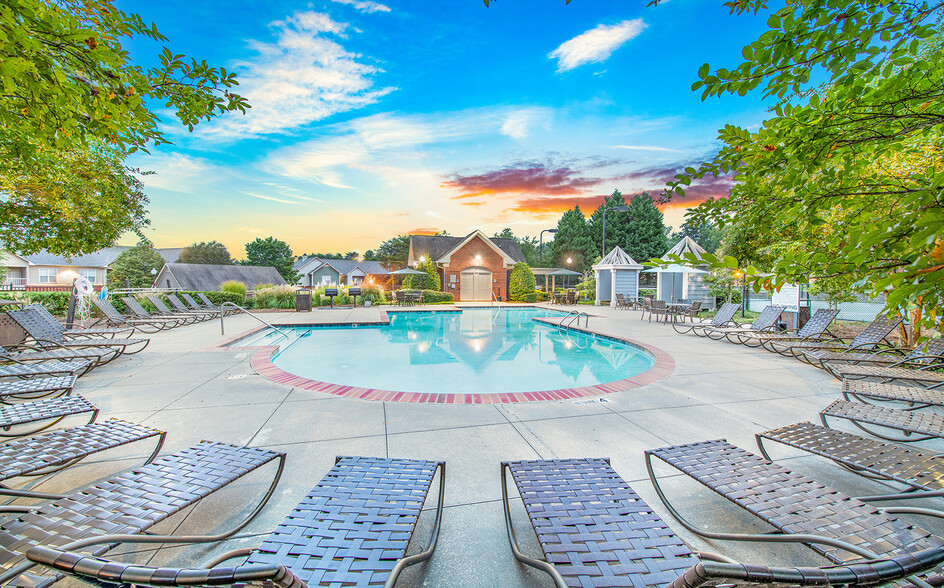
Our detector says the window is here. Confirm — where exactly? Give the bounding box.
[79,269,97,283]
[321,275,332,285]
[38,268,57,283]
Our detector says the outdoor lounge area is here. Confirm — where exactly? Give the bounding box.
[2,300,941,587]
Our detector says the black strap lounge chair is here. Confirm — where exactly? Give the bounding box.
[502,457,944,588]
[774,313,903,361]
[646,439,944,584]
[0,419,165,488]
[843,379,944,408]
[196,292,239,315]
[119,296,191,327]
[91,298,178,332]
[0,375,75,403]
[2,343,114,369]
[821,398,944,443]
[24,455,439,588]
[147,295,210,323]
[0,395,100,438]
[0,357,92,379]
[7,308,148,359]
[23,304,132,338]
[182,292,235,316]
[757,421,944,501]
[702,304,785,342]
[820,338,944,379]
[671,302,740,335]
[0,440,283,588]
[743,308,840,350]
[166,294,218,319]
[835,363,944,388]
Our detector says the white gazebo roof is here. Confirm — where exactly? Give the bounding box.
[592,246,643,270]
[665,236,707,260]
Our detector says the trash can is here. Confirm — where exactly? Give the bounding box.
[296,289,312,312]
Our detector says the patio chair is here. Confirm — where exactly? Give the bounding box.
[757,421,944,501]
[820,398,944,443]
[774,313,903,362]
[843,379,944,408]
[646,439,944,584]
[0,357,92,379]
[147,295,212,322]
[615,293,628,309]
[832,362,944,388]
[23,304,133,338]
[0,418,165,488]
[638,296,652,320]
[91,298,180,333]
[682,300,703,321]
[7,308,148,359]
[0,440,284,588]
[0,395,100,438]
[501,457,944,588]
[702,305,785,342]
[27,455,441,588]
[565,290,577,305]
[196,292,239,315]
[122,296,195,326]
[819,337,944,379]
[740,308,840,350]
[0,375,76,403]
[2,342,114,370]
[166,293,219,319]
[671,302,740,335]
[649,299,670,323]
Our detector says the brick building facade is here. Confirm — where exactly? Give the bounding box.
[407,231,525,302]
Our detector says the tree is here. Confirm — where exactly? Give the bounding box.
[178,241,233,265]
[552,206,596,273]
[508,262,537,302]
[0,141,149,255]
[406,257,440,291]
[108,241,165,288]
[244,237,298,283]
[663,0,944,340]
[364,235,410,267]
[588,189,635,259]
[492,228,541,266]
[306,252,358,260]
[622,193,669,263]
[670,219,726,255]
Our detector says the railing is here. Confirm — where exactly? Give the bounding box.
[491,291,500,307]
[219,302,293,341]
[1,278,26,289]
[558,310,589,332]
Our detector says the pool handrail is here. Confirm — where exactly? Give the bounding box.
[558,310,589,332]
[219,302,293,340]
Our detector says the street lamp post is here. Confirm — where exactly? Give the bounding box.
[601,206,630,257]
[539,228,558,266]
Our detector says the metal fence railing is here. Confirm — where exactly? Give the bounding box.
[747,296,886,322]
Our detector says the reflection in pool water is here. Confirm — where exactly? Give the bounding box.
[233,308,655,395]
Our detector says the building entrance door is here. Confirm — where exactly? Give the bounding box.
[460,267,492,301]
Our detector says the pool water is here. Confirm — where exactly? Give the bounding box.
[232,308,655,395]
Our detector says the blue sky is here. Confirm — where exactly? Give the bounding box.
[120,0,773,256]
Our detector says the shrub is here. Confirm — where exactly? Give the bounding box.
[220,280,247,300]
[534,290,547,302]
[508,262,537,302]
[415,289,453,304]
[406,258,440,291]
[255,283,276,290]
[639,288,656,297]
[196,291,244,306]
[358,283,386,305]
[251,285,297,309]
[4,292,72,315]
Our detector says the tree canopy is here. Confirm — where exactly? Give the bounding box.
[663,0,944,337]
[622,192,670,263]
[552,206,596,273]
[244,237,298,283]
[178,241,233,265]
[107,241,164,288]
[364,235,410,267]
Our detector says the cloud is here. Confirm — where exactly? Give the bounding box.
[240,192,302,205]
[611,144,679,153]
[407,227,442,235]
[330,0,391,12]
[617,164,734,205]
[200,11,395,139]
[507,194,608,214]
[443,161,602,199]
[500,108,551,139]
[549,20,647,72]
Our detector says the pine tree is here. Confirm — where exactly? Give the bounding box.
[588,189,633,259]
[623,193,670,262]
[552,206,595,273]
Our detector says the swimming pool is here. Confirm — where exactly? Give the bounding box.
[231,308,659,401]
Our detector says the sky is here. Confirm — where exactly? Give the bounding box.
[119,0,773,257]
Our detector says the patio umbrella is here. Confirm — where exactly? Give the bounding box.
[390,267,426,288]
[642,265,706,302]
[547,267,582,290]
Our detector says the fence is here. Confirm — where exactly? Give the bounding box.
[747,292,886,322]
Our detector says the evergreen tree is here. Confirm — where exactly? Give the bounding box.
[670,219,726,255]
[406,257,440,291]
[508,262,537,302]
[108,242,165,289]
[552,206,595,273]
[623,193,670,262]
[588,189,633,259]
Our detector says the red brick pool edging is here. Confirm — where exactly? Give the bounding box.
[236,319,675,404]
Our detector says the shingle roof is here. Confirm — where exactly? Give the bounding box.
[316,259,389,275]
[162,263,286,291]
[410,232,526,264]
[594,246,642,268]
[665,236,707,260]
[15,246,182,267]
[294,256,318,271]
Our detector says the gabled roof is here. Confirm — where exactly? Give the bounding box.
[4,246,182,268]
[308,259,389,276]
[157,263,286,291]
[294,256,318,271]
[593,246,643,269]
[409,231,525,266]
[665,236,707,260]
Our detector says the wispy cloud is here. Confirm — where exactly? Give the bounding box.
[443,161,602,200]
[612,144,679,153]
[500,108,551,139]
[200,11,395,140]
[549,19,647,72]
[330,0,391,13]
[240,192,302,205]
[619,164,734,205]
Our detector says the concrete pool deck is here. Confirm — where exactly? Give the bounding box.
[21,303,944,587]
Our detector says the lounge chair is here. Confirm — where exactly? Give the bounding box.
[147,295,211,322]
[0,395,100,437]
[166,293,218,319]
[819,338,944,378]
[2,343,114,370]
[119,296,191,327]
[182,292,233,316]
[834,363,944,388]
[0,357,92,379]
[671,302,740,335]
[773,313,902,362]
[7,308,148,359]
[195,292,239,315]
[92,298,181,332]
[0,440,283,588]
[23,304,133,338]
[741,308,840,350]
[26,455,440,588]
[702,304,785,342]
[646,439,944,584]
[0,375,75,403]
[843,379,944,408]
[503,457,944,588]
[757,421,944,501]
[0,419,165,487]
[820,398,944,442]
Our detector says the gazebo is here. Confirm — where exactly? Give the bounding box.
[656,236,715,308]
[592,246,643,307]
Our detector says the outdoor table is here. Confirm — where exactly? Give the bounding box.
[552,292,564,305]
[667,302,691,323]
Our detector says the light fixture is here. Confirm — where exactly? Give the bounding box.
[474,254,482,262]
[567,257,572,264]
[150,268,157,276]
